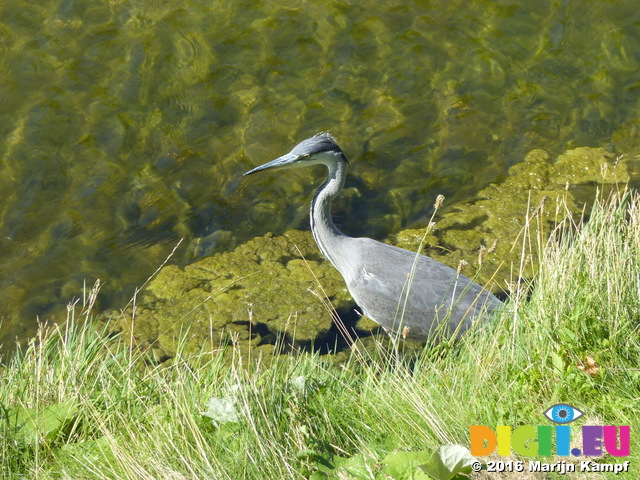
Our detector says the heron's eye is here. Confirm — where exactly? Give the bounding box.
[544,404,583,424]
[302,154,311,159]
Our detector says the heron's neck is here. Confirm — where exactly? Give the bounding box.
[310,160,349,272]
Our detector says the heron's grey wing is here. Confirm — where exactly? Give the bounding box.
[345,238,500,339]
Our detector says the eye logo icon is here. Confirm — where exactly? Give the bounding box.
[544,403,584,424]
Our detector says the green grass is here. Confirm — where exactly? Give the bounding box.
[1,189,638,479]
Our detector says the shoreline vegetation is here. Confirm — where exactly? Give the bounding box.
[1,188,639,479]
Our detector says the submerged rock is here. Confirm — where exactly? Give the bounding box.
[394,146,632,290]
[105,229,354,361]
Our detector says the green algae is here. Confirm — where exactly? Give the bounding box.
[105,229,353,361]
[394,146,633,290]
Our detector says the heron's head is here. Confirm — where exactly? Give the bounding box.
[243,133,348,176]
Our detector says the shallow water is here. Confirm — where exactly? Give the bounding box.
[1,0,639,348]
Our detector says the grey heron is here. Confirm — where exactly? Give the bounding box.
[244,133,502,341]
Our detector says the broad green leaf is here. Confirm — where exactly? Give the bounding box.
[551,352,565,374]
[201,395,240,427]
[7,400,78,445]
[382,450,432,480]
[418,445,476,480]
[336,453,378,480]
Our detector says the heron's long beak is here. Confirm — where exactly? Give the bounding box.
[243,153,297,176]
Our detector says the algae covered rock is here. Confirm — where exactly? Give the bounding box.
[107,229,353,361]
[394,146,632,290]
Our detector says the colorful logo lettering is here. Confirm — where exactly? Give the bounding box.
[470,404,630,457]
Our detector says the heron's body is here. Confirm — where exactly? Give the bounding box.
[244,133,501,341]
